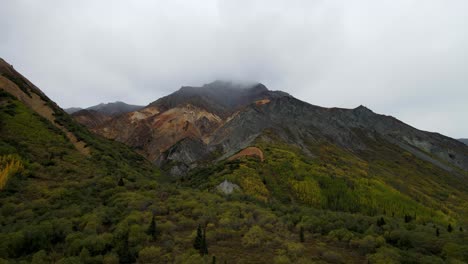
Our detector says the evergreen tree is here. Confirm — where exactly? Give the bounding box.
[212,256,216,264]
[147,215,158,241]
[448,223,453,233]
[300,226,305,243]
[117,230,133,263]
[436,228,440,237]
[118,177,124,186]
[238,208,244,219]
[404,214,412,223]
[377,217,386,227]
[193,225,203,251]
[460,227,464,232]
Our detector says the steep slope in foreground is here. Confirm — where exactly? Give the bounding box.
[1,59,468,263]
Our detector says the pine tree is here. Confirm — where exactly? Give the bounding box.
[300,226,305,243]
[118,177,124,186]
[448,223,453,233]
[193,225,203,251]
[118,230,133,263]
[404,214,412,223]
[147,215,158,241]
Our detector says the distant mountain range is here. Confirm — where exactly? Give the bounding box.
[65,102,144,129]
[459,138,468,145]
[65,101,143,116]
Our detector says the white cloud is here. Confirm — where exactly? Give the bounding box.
[1,0,467,137]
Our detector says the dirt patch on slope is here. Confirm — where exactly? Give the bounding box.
[228,147,264,162]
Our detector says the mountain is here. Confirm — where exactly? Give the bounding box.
[77,79,468,220]
[86,81,289,164]
[66,101,143,116]
[2,58,468,263]
[64,107,82,114]
[83,80,468,178]
[459,138,468,145]
[71,109,113,129]
[86,101,144,116]
[66,102,144,128]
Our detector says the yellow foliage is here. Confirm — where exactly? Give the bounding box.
[240,176,269,202]
[0,155,24,190]
[289,178,322,207]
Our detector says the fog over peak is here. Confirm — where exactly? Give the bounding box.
[1,0,467,138]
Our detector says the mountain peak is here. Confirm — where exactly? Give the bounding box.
[354,105,371,111]
[353,105,374,116]
[152,80,285,117]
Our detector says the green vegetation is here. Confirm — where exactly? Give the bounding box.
[0,91,467,263]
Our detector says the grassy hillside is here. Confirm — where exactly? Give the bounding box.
[1,90,468,263]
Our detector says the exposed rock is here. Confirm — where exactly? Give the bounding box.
[228,147,264,162]
[217,180,240,194]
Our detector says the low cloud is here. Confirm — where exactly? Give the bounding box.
[1,0,467,137]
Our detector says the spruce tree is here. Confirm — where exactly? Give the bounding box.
[118,177,124,186]
[193,225,203,251]
[448,223,453,233]
[147,215,158,241]
[212,256,216,264]
[118,230,133,263]
[404,214,412,223]
[436,228,440,237]
[377,217,386,227]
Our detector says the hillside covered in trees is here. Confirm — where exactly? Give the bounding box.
[1,59,468,263]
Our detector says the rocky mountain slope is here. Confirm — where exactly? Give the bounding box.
[79,81,468,177]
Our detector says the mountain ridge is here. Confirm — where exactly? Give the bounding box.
[75,81,468,177]
[66,101,144,116]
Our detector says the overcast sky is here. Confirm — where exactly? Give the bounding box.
[1,0,467,138]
